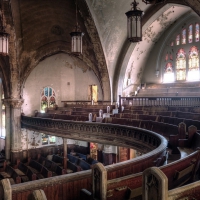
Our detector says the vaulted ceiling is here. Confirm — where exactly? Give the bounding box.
[2,0,200,101]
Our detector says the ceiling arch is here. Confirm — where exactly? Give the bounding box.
[86,0,200,101]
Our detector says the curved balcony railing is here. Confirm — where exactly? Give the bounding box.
[21,115,167,153]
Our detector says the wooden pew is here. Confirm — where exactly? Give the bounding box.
[0,162,21,184]
[52,154,63,166]
[38,156,66,176]
[67,154,91,170]
[27,159,52,179]
[16,160,37,182]
[106,150,200,199]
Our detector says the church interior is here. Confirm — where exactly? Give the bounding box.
[0,0,200,199]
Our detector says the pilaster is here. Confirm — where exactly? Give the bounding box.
[3,98,24,164]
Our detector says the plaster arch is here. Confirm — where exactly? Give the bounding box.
[113,2,198,100]
[22,53,103,116]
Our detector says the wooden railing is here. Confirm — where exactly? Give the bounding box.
[119,95,200,108]
[21,116,166,154]
[107,150,200,199]
[7,116,168,199]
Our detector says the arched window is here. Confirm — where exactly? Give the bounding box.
[188,46,199,81]
[176,48,186,81]
[195,23,199,42]
[182,29,186,44]
[163,62,174,83]
[1,90,5,138]
[188,24,193,43]
[163,22,200,83]
[41,87,56,112]
[176,34,180,45]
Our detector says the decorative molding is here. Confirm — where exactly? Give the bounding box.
[3,98,24,108]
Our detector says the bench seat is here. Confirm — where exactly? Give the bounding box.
[0,171,11,178]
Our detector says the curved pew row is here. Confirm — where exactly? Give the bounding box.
[13,116,168,199]
[106,150,200,199]
[113,111,200,130]
[8,149,200,200]
[106,116,200,151]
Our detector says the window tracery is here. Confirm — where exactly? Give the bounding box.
[163,22,200,83]
[41,87,56,112]
[188,46,199,81]
[163,62,174,83]
[176,48,186,81]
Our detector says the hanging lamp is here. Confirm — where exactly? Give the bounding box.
[125,0,143,42]
[70,1,84,56]
[0,1,8,56]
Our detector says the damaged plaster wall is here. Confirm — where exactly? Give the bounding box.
[22,53,103,116]
[21,129,88,150]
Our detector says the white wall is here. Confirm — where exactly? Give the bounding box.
[21,129,88,150]
[22,53,103,116]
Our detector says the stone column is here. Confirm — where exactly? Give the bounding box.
[4,99,24,164]
[63,137,67,170]
[3,99,11,161]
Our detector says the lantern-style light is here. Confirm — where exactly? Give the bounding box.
[70,1,84,56]
[142,0,166,4]
[0,3,9,56]
[125,0,143,43]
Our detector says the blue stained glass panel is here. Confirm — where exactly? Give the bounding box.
[44,87,48,96]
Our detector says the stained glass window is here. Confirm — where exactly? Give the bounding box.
[40,87,56,112]
[195,23,199,42]
[176,49,186,81]
[170,41,174,46]
[188,46,199,81]
[163,62,174,83]
[182,29,186,44]
[1,89,5,138]
[1,104,5,138]
[188,24,193,43]
[176,34,180,45]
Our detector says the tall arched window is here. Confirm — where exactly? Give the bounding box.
[182,29,186,44]
[163,22,200,83]
[163,62,174,83]
[41,87,56,112]
[195,23,199,42]
[176,34,180,45]
[188,24,193,43]
[176,48,186,81]
[188,46,199,81]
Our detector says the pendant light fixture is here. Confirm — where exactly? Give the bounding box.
[125,0,143,43]
[70,0,84,56]
[0,1,9,56]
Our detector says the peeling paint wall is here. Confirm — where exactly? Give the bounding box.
[22,53,103,116]
[21,129,88,150]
